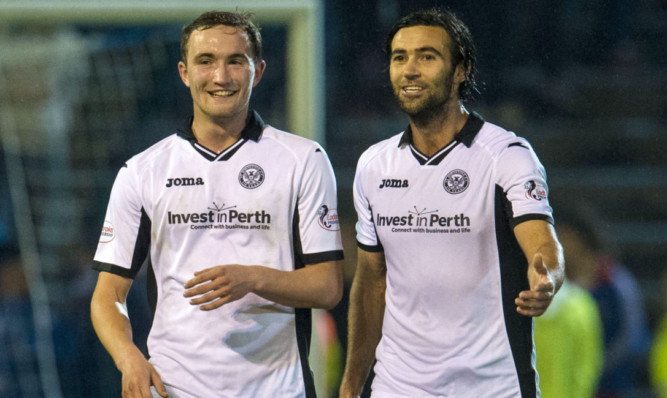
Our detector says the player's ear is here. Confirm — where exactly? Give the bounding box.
[178,61,190,87]
[252,60,266,87]
[453,62,468,85]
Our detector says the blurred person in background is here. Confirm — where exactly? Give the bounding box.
[0,245,40,397]
[90,10,343,398]
[650,267,667,398]
[339,8,564,398]
[534,273,604,397]
[554,202,650,398]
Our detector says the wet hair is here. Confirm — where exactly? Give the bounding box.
[180,10,263,63]
[385,8,478,102]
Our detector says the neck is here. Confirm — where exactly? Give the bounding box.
[191,110,248,154]
[409,102,469,157]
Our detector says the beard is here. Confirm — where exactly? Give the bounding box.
[393,70,455,121]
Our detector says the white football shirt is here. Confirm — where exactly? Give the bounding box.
[354,112,552,398]
[94,111,343,398]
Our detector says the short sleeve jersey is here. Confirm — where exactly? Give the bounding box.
[353,112,552,398]
[93,111,343,398]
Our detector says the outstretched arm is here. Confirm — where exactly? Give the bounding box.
[90,272,168,398]
[513,219,565,317]
[339,248,387,398]
[183,260,343,310]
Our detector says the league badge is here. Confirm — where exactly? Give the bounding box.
[99,220,115,243]
[524,180,548,201]
[317,205,340,231]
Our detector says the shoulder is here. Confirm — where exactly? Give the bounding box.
[125,134,181,169]
[259,125,326,158]
[471,121,546,178]
[474,120,533,157]
[357,132,404,169]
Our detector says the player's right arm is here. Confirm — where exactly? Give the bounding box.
[91,272,168,398]
[339,248,386,398]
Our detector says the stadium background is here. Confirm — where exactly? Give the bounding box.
[0,0,665,397]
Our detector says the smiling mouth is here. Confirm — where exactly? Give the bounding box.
[402,85,424,94]
[210,90,236,97]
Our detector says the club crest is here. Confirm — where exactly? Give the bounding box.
[443,169,470,194]
[238,164,265,189]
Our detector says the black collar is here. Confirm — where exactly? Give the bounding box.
[176,110,265,143]
[398,111,485,149]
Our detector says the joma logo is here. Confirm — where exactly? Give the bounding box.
[379,179,409,189]
[166,177,205,188]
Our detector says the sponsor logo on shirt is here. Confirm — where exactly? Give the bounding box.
[318,205,340,231]
[165,177,204,188]
[167,201,272,231]
[379,179,409,189]
[375,207,472,234]
[238,164,265,189]
[443,169,470,194]
[524,180,548,201]
[99,220,115,243]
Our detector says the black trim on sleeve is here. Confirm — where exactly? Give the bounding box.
[357,241,384,253]
[354,205,384,253]
[511,213,554,229]
[92,261,136,279]
[92,207,152,279]
[292,200,344,266]
[301,250,344,265]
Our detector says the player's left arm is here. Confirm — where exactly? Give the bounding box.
[183,261,342,310]
[185,143,344,310]
[513,219,564,317]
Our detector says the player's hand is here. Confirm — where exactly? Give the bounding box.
[184,265,255,310]
[515,253,555,317]
[118,349,168,398]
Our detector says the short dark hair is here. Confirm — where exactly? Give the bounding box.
[386,8,478,102]
[181,10,263,63]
